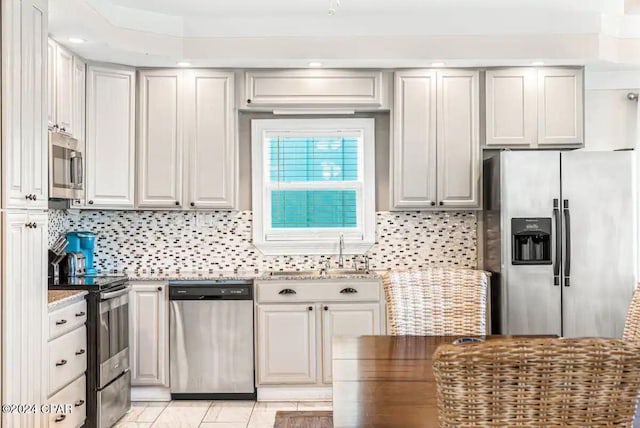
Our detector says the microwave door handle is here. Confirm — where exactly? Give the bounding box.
[76,156,83,186]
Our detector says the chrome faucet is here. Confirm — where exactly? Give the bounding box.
[338,233,345,268]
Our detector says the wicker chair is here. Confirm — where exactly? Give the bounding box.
[382,268,488,336]
[433,338,640,427]
[624,288,640,341]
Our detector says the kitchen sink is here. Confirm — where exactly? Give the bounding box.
[326,269,371,276]
[269,270,320,277]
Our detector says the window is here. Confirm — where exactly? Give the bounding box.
[252,118,376,255]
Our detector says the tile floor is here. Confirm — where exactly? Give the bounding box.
[114,401,333,428]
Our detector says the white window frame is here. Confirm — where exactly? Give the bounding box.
[251,118,376,256]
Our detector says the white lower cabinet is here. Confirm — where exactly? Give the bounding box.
[47,375,86,428]
[2,211,48,427]
[129,282,169,387]
[47,297,87,428]
[255,279,384,392]
[257,304,318,385]
[321,303,381,383]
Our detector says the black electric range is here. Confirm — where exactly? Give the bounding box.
[49,275,131,428]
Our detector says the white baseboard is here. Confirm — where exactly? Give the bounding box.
[257,386,332,401]
[131,386,171,402]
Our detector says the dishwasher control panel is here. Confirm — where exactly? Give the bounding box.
[168,280,253,301]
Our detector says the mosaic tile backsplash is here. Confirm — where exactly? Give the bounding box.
[48,209,477,273]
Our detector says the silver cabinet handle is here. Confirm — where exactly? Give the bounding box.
[74,400,84,407]
[54,415,66,423]
[75,311,85,317]
[55,319,67,325]
[75,349,85,355]
[55,359,67,367]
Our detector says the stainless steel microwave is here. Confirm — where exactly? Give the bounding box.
[49,132,84,199]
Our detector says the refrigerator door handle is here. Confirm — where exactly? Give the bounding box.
[553,199,561,285]
[563,199,571,287]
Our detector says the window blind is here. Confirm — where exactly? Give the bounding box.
[268,136,360,229]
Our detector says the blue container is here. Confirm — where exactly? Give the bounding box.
[66,231,97,276]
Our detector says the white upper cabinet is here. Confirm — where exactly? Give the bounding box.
[47,38,56,130]
[485,67,583,148]
[136,69,237,209]
[48,39,86,140]
[391,69,480,210]
[55,45,74,135]
[2,0,48,209]
[537,68,584,146]
[86,64,136,208]
[72,55,86,142]
[392,71,437,208]
[485,68,537,147]
[184,70,236,209]
[137,70,184,208]
[244,69,385,108]
[436,70,480,208]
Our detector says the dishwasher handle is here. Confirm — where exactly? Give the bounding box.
[169,284,254,300]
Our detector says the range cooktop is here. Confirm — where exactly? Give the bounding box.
[48,275,128,291]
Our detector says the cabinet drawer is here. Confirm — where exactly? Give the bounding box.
[257,279,381,303]
[49,300,87,340]
[48,375,86,428]
[49,326,87,395]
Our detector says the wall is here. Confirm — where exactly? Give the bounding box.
[50,209,477,274]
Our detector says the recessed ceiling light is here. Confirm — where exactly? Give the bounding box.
[431,62,445,67]
[531,61,545,66]
[308,61,323,68]
[177,61,191,67]
[68,37,85,44]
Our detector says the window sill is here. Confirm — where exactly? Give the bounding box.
[253,240,375,256]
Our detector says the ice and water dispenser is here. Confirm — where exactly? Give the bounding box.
[511,218,552,265]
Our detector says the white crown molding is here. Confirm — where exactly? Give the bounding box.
[49,0,640,68]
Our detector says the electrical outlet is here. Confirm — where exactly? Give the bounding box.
[196,212,217,228]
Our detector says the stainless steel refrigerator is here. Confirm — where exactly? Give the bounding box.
[484,150,637,338]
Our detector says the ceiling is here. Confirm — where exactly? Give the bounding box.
[49,0,640,68]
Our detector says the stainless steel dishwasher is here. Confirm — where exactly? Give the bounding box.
[169,280,256,400]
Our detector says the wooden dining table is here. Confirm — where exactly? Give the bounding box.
[331,335,540,428]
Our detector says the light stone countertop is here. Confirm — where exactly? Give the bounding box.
[105,269,384,282]
[48,290,88,312]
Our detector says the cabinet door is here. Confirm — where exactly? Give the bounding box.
[321,303,380,384]
[485,68,537,147]
[130,283,168,386]
[2,212,47,428]
[137,70,183,208]
[55,45,74,135]
[72,55,86,142]
[245,69,383,107]
[436,70,480,208]
[257,304,317,385]
[21,0,48,209]
[86,65,136,208]
[2,212,28,428]
[28,212,48,424]
[47,38,57,130]
[184,70,236,209]
[537,68,583,147]
[391,70,437,209]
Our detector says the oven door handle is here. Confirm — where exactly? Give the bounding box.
[100,287,129,300]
